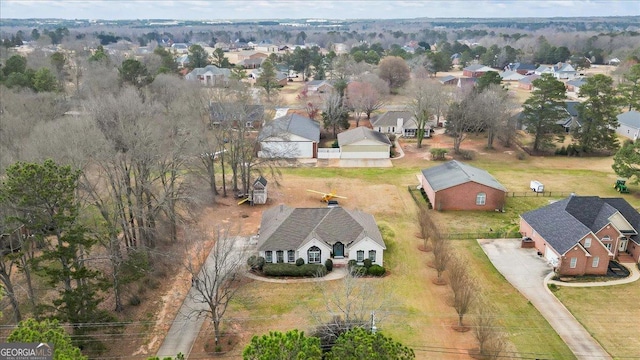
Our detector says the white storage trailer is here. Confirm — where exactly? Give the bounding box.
[530,180,544,193]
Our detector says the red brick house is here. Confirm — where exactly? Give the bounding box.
[520,196,640,276]
[419,160,507,211]
[462,64,495,78]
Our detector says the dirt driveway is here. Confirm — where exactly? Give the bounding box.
[479,238,612,360]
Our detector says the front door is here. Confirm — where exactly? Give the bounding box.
[619,238,628,252]
[333,242,344,258]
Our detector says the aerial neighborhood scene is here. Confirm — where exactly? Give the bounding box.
[2,0,640,359]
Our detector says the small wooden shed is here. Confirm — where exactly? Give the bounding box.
[251,176,268,205]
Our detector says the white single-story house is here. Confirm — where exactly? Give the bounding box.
[257,204,386,265]
[371,110,423,138]
[616,111,640,141]
[184,65,231,87]
[306,80,334,93]
[258,113,320,158]
[338,127,392,159]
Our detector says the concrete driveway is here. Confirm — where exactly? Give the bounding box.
[479,238,612,360]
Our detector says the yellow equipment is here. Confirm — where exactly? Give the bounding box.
[306,189,347,202]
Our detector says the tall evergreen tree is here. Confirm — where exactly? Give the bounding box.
[521,74,567,152]
[256,59,279,97]
[188,44,209,69]
[0,160,111,337]
[573,74,622,153]
[619,64,640,111]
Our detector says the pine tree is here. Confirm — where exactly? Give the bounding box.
[521,74,567,152]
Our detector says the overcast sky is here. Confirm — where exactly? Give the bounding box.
[1,0,638,20]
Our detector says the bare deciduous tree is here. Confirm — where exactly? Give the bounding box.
[345,81,385,126]
[186,226,248,346]
[472,295,507,360]
[445,88,484,154]
[448,256,477,328]
[431,235,451,285]
[311,269,389,350]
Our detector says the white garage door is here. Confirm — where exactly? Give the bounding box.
[545,246,559,267]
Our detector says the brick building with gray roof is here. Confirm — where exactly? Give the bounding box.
[419,160,507,211]
[520,196,640,276]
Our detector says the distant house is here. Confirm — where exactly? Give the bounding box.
[535,63,576,80]
[505,62,537,75]
[209,102,265,128]
[520,196,640,276]
[249,68,288,86]
[518,74,540,91]
[258,114,320,159]
[236,50,268,62]
[565,78,586,93]
[306,80,334,93]
[257,204,386,265]
[500,70,525,82]
[558,101,581,133]
[437,75,457,86]
[185,65,231,87]
[419,160,507,211]
[371,110,422,138]
[171,43,189,54]
[337,127,392,159]
[615,111,640,141]
[457,77,477,89]
[462,64,495,78]
[176,54,189,68]
[239,57,265,69]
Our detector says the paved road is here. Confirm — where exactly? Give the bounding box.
[156,236,250,359]
[479,238,612,360]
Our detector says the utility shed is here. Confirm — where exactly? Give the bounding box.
[419,160,507,211]
[252,176,268,205]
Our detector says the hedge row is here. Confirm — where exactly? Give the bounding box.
[263,263,328,277]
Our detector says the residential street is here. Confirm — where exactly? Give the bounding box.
[479,238,612,360]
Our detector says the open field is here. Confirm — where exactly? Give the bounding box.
[553,279,640,359]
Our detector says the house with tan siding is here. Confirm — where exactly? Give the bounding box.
[520,196,640,276]
[419,161,507,211]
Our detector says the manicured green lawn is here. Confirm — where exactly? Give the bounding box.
[553,277,640,359]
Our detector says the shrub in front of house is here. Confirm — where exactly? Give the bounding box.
[325,258,333,272]
[347,259,357,270]
[263,263,327,277]
[350,265,367,276]
[248,256,266,271]
[363,258,372,269]
[295,258,305,266]
[367,264,386,277]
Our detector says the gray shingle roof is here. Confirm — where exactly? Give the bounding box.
[371,111,413,127]
[185,65,231,79]
[257,205,386,251]
[258,114,320,142]
[617,111,640,129]
[437,75,456,83]
[210,103,264,124]
[464,64,493,72]
[519,74,540,84]
[421,160,507,192]
[521,196,637,254]
[337,127,392,146]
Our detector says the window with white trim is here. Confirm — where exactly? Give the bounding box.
[265,251,273,263]
[288,250,295,263]
[357,250,364,262]
[476,192,486,206]
[570,257,577,268]
[592,256,600,268]
[584,238,592,248]
[276,250,284,263]
[368,250,376,262]
[308,246,321,264]
[602,235,610,241]
[605,243,612,251]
